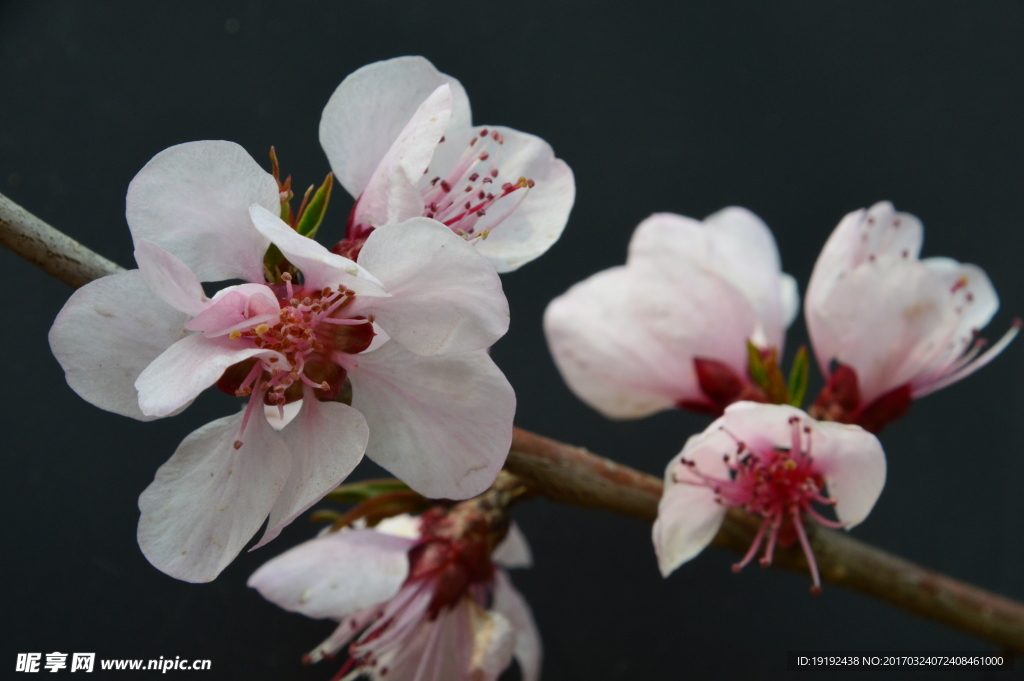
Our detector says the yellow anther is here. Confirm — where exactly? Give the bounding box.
[255,324,270,335]
[228,330,242,341]
[784,459,798,471]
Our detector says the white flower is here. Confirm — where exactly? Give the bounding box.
[654,402,885,593]
[321,56,575,273]
[248,514,541,681]
[806,201,1018,432]
[544,209,798,418]
[49,141,516,582]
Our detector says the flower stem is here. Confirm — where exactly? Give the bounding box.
[506,427,1024,652]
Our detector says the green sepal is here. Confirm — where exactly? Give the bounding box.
[296,172,334,239]
[787,345,810,408]
[747,340,769,391]
[326,478,410,503]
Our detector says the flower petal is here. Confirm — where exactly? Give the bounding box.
[492,571,542,681]
[491,523,532,569]
[653,429,731,577]
[545,260,755,418]
[184,283,281,338]
[126,141,279,283]
[810,421,887,528]
[254,396,369,548]
[49,270,191,421]
[426,126,576,273]
[247,205,388,296]
[320,56,471,200]
[344,342,515,500]
[134,240,207,316]
[135,333,282,418]
[469,606,516,681]
[248,528,412,619]
[351,84,453,229]
[353,218,509,355]
[137,410,291,582]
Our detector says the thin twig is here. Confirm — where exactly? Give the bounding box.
[4,190,1024,651]
[506,427,1024,652]
[0,192,123,286]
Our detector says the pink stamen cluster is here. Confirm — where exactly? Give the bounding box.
[420,128,535,239]
[678,416,841,594]
[223,272,372,449]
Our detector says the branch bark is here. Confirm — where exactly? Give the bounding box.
[506,427,1024,652]
[0,192,123,286]
[4,189,1024,652]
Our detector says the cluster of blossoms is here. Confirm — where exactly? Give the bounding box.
[45,53,1018,679]
[546,200,1016,590]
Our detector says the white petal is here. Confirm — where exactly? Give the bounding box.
[653,431,731,577]
[427,126,576,273]
[779,273,800,329]
[247,205,388,296]
[126,141,279,283]
[248,528,412,619]
[184,283,280,338]
[135,333,282,418]
[254,397,369,548]
[345,343,515,500]
[320,56,471,199]
[491,523,532,569]
[373,513,423,540]
[353,218,509,355]
[492,571,542,681]
[134,240,208,316]
[544,261,754,419]
[137,410,291,582]
[469,606,516,681]
[49,270,191,421]
[810,421,887,528]
[629,209,791,349]
[352,85,453,228]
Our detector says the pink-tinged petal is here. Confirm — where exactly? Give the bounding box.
[254,397,369,548]
[265,400,302,431]
[344,343,515,500]
[135,334,283,418]
[134,240,207,316]
[247,205,388,296]
[806,202,925,378]
[492,571,542,681]
[427,126,576,273]
[353,218,509,355]
[491,523,532,569]
[630,209,792,349]
[320,56,471,200]
[780,273,800,328]
[352,85,453,228]
[137,410,291,582]
[248,529,412,619]
[546,257,757,418]
[810,421,887,528]
[126,141,279,283]
[49,270,191,421]
[653,429,732,577]
[185,283,280,337]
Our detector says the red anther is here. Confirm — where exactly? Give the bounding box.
[479,128,488,137]
[469,173,479,181]
[440,180,451,193]
[490,168,498,177]
[479,152,489,161]
[233,440,243,450]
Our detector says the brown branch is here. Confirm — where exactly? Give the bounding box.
[506,427,1024,652]
[0,192,123,287]
[3,190,1024,652]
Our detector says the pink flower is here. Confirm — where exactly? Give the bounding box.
[653,402,885,593]
[544,209,798,418]
[806,201,1019,432]
[48,141,516,582]
[321,56,575,272]
[248,514,541,681]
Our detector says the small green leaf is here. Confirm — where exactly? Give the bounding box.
[296,172,334,239]
[747,340,769,390]
[326,478,410,503]
[787,345,810,408]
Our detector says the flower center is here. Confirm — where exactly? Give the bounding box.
[215,272,374,448]
[678,415,841,593]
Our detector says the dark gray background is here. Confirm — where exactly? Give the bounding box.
[3,1,1024,679]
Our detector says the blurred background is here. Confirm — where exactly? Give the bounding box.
[3,1,1024,678]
